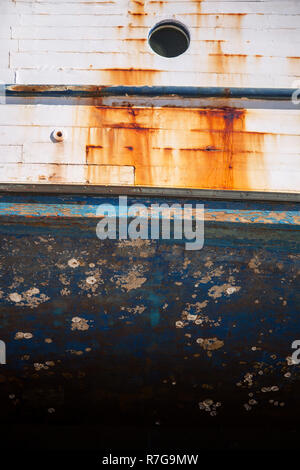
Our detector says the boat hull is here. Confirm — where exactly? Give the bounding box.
[0,192,299,449]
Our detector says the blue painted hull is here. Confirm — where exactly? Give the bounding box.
[0,192,299,449]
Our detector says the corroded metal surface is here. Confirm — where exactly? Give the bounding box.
[84,105,300,191]
[1,0,300,191]
[0,0,299,451]
[0,194,299,449]
[1,183,299,202]
[0,193,299,226]
[1,102,299,192]
[3,0,300,87]
[5,85,298,100]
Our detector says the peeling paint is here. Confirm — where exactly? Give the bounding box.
[71,316,90,331]
[196,337,224,351]
[208,283,241,299]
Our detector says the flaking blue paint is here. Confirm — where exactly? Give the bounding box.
[0,192,299,427]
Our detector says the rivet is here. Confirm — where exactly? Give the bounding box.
[52,129,66,142]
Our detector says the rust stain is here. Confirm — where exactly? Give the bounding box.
[209,40,225,75]
[124,38,147,43]
[196,1,203,11]
[9,85,54,93]
[287,57,300,76]
[82,105,270,190]
[152,1,165,8]
[209,51,248,75]
[177,108,249,190]
[129,0,146,15]
[220,54,247,58]
[226,12,247,25]
[102,68,161,86]
[77,0,273,194]
[205,12,246,77]
[5,3,299,192]
[194,0,203,27]
[128,0,147,27]
[9,85,109,94]
[222,108,245,189]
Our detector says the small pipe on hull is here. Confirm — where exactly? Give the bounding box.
[4,85,298,101]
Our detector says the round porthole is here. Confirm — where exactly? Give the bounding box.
[148,21,190,58]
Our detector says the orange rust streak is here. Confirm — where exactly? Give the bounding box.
[83,106,268,190]
[208,41,225,75]
[208,50,248,75]
[103,69,160,86]
[129,0,146,15]
[128,0,147,26]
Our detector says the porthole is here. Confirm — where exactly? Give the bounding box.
[148,21,190,58]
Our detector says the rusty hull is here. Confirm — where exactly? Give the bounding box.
[83,105,300,192]
[2,90,300,192]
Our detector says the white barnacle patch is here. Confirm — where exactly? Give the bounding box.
[226,286,239,295]
[34,363,48,371]
[199,398,221,416]
[261,385,279,393]
[67,349,84,356]
[117,239,155,258]
[126,305,146,315]
[21,355,30,361]
[208,283,241,299]
[33,360,55,371]
[196,337,224,352]
[248,256,261,274]
[196,314,221,328]
[78,269,103,295]
[59,274,70,286]
[178,301,221,328]
[286,356,294,366]
[9,288,49,309]
[9,292,22,303]
[86,276,97,285]
[184,301,208,315]
[195,265,224,285]
[71,316,90,331]
[60,288,71,296]
[9,276,24,290]
[24,333,33,339]
[68,258,80,268]
[45,361,55,367]
[238,372,254,388]
[15,332,25,340]
[112,267,147,292]
[26,287,40,297]
[248,399,258,406]
[187,314,198,321]
[14,332,33,340]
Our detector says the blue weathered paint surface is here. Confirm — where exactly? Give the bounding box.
[0,192,299,448]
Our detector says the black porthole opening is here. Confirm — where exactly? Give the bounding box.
[148,21,190,58]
